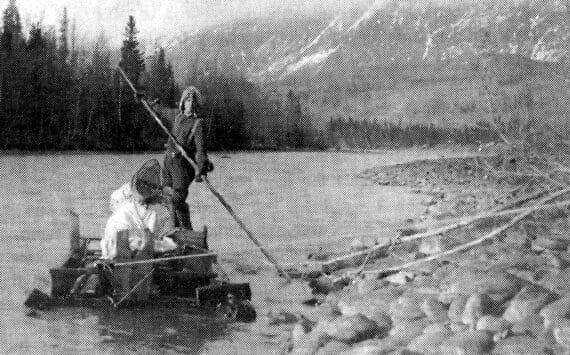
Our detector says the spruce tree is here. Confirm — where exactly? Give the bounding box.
[58,7,69,62]
[146,47,174,106]
[1,0,22,52]
[117,15,146,150]
[119,16,145,86]
[0,0,24,147]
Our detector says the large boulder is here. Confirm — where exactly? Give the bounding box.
[423,322,452,335]
[502,228,531,248]
[492,336,552,355]
[503,285,558,323]
[267,310,299,326]
[389,294,427,323]
[315,340,351,355]
[439,331,493,355]
[441,270,524,300]
[334,301,393,339]
[539,296,570,329]
[538,271,570,295]
[511,314,545,337]
[448,295,469,323]
[338,287,401,319]
[388,318,429,345]
[462,293,493,328]
[553,318,570,348]
[407,326,452,354]
[339,339,399,355]
[324,314,381,344]
[476,315,511,334]
[421,298,448,322]
[290,330,330,355]
[532,236,570,251]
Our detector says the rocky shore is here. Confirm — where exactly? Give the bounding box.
[276,155,570,355]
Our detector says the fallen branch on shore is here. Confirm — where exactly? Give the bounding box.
[360,187,570,278]
[321,187,570,274]
[400,198,570,244]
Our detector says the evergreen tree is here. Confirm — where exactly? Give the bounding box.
[117,15,146,150]
[119,16,145,86]
[285,90,304,148]
[0,0,24,147]
[146,47,177,107]
[82,35,115,149]
[1,0,22,52]
[58,7,69,62]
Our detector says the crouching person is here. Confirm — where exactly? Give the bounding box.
[100,181,176,302]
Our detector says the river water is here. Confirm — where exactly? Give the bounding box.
[0,149,468,354]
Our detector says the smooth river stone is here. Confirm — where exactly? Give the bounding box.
[539,296,570,328]
[290,330,330,355]
[389,295,426,323]
[538,270,570,295]
[503,285,558,323]
[502,228,531,247]
[338,287,401,318]
[553,318,570,348]
[423,322,452,335]
[316,340,351,355]
[324,314,380,344]
[439,330,493,355]
[449,323,469,333]
[353,274,385,295]
[388,318,429,345]
[476,315,511,334]
[339,339,398,355]
[421,298,448,322]
[442,270,523,298]
[532,236,570,251]
[448,295,469,323]
[511,314,545,337]
[407,327,452,354]
[492,336,551,355]
[462,293,493,328]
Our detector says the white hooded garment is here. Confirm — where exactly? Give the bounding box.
[101,183,176,260]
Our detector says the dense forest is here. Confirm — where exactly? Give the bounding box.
[0,2,323,151]
[0,1,506,152]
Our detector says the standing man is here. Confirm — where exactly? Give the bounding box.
[162,86,212,230]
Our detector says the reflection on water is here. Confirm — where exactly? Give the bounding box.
[97,307,228,353]
[1,149,470,354]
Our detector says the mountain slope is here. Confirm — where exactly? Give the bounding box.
[166,0,568,83]
[162,0,570,126]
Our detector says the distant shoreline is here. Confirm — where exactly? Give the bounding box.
[0,144,483,156]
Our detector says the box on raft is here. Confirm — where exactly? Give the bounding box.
[26,211,254,319]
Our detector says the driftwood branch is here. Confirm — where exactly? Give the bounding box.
[362,189,570,277]
[322,187,570,273]
[401,198,570,244]
[322,243,391,274]
[494,188,549,212]
[528,165,565,188]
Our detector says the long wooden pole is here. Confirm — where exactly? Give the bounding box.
[113,268,155,309]
[117,67,292,282]
[114,252,217,267]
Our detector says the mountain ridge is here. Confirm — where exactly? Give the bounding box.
[164,0,569,85]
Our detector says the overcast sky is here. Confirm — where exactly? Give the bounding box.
[0,0,374,46]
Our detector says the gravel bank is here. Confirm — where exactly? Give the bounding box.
[277,155,570,355]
